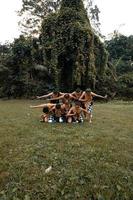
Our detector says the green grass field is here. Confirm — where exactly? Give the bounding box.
[0,100,133,200]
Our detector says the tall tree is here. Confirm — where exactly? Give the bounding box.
[18,0,101,36]
[41,0,115,92]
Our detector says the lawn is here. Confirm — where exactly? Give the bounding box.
[0,100,133,200]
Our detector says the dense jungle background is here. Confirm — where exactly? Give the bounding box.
[0,0,133,99]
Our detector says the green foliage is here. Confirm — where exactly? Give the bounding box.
[106,35,128,59]
[117,73,133,99]
[60,0,85,10]
[0,1,119,98]
[41,0,112,91]
[106,35,133,98]
[0,36,53,98]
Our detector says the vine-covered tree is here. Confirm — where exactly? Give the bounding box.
[41,0,115,92]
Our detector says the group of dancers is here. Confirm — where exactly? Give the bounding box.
[30,88,107,123]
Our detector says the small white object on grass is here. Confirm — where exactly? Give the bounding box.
[45,166,52,174]
[48,119,53,123]
[59,117,63,123]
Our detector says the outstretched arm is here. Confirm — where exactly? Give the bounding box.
[50,94,64,101]
[36,92,53,99]
[30,104,48,108]
[91,92,107,99]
